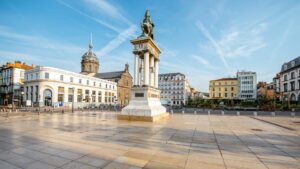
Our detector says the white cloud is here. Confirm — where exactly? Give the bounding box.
[272,20,293,54]
[196,21,230,73]
[83,0,131,25]
[191,55,215,69]
[160,61,181,71]
[0,26,38,42]
[57,0,122,33]
[0,26,85,55]
[159,45,178,60]
[218,23,267,58]
[0,26,85,72]
[0,51,42,63]
[97,25,136,57]
[197,21,267,61]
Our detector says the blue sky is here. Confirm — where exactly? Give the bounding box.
[0,0,299,92]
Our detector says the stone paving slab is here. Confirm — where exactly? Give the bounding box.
[0,112,299,169]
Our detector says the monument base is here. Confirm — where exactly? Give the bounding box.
[117,113,169,122]
[119,86,168,122]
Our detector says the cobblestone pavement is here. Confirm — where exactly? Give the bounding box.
[0,112,299,169]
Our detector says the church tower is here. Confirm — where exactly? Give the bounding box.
[81,34,99,74]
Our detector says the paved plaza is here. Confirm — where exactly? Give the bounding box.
[0,112,299,169]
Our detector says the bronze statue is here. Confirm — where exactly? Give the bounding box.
[140,10,155,40]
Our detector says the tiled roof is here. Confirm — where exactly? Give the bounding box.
[159,72,185,77]
[213,78,237,81]
[94,71,124,79]
[281,56,300,72]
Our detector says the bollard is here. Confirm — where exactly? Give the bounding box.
[221,111,224,116]
[208,111,210,115]
[171,109,173,115]
[101,112,106,121]
[237,111,240,116]
[253,112,257,116]
[182,110,184,114]
[194,111,197,115]
[271,112,275,117]
[291,112,295,117]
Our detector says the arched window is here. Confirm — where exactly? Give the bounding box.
[290,93,296,101]
[43,89,52,106]
[89,65,92,72]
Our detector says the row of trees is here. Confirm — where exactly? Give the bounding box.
[186,98,300,111]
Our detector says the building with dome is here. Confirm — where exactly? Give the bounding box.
[80,34,133,107]
[81,34,99,75]
[23,35,117,108]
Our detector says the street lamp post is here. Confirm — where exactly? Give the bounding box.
[72,87,75,113]
[38,94,40,115]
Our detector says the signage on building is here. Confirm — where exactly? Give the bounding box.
[26,100,31,106]
[58,102,64,107]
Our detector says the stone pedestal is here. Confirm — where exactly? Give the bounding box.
[118,86,168,122]
[119,11,168,122]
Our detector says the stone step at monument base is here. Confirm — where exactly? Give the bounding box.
[120,99,168,122]
[119,86,168,122]
[117,112,169,122]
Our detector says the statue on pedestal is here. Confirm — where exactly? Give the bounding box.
[141,10,155,40]
[119,10,168,122]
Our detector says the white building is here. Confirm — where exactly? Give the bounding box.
[158,73,191,106]
[275,56,300,102]
[0,61,33,105]
[24,66,117,108]
[237,71,257,100]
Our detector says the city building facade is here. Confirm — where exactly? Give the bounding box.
[96,64,132,106]
[193,91,209,99]
[237,71,257,100]
[209,78,238,99]
[275,56,300,102]
[273,73,281,101]
[266,82,276,100]
[0,61,33,106]
[24,66,117,108]
[257,81,276,100]
[158,73,192,106]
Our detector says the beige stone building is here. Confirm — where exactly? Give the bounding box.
[96,64,132,106]
[257,82,275,100]
[209,78,238,99]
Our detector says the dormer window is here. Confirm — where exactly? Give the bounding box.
[284,64,287,70]
[291,61,295,67]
